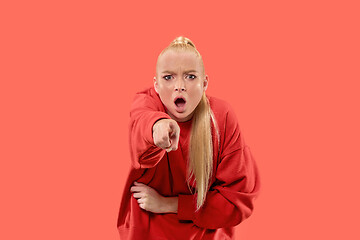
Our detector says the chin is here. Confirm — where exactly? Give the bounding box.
[175,111,194,122]
[168,111,187,122]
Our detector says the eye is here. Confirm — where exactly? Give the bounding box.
[163,75,172,80]
[186,74,197,80]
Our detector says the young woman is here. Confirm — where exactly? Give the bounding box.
[117,36,260,239]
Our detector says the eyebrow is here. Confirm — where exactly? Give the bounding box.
[161,70,198,74]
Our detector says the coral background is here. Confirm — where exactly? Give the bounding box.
[1,0,359,239]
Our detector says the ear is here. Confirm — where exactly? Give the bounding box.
[203,75,209,91]
[153,77,159,93]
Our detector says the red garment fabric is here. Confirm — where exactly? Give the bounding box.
[117,87,260,240]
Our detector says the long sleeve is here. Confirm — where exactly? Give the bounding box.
[129,88,171,169]
[177,105,261,229]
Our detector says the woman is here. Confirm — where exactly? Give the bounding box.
[117,36,260,239]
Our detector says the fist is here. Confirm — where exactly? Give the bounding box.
[152,119,180,152]
[130,182,166,213]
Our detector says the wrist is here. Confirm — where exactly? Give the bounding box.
[162,197,178,213]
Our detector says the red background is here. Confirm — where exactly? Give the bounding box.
[1,0,359,239]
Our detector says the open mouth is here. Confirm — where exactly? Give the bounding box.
[174,97,186,109]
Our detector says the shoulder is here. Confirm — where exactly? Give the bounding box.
[207,96,246,153]
[132,86,161,104]
[134,86,159,99]
[207,95,242,141]
[207,95,238,123]
[131,86,165,112]
[208,95,232,114]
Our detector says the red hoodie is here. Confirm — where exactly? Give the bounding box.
[117,87,260,240]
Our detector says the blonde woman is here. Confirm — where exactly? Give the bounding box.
[117,36,260,239]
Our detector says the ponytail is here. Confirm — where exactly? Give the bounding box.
[159,36,219,211]
[188,93,218,211]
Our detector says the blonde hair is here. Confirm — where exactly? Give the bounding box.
[158,36,218,211]
[157,36,205,75]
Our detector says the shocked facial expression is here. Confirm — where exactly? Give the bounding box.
[154,50,208,122]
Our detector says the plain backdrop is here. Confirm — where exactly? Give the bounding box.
[1,0,359,239]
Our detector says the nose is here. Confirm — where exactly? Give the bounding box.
[174,77,186,92]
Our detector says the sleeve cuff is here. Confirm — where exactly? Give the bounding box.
[177,194,196,221]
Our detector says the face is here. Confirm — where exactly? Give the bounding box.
[154,49,208,122]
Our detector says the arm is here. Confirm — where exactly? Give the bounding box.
[129,89,171,169]
[177,108,261,229]
[130,181,179,213]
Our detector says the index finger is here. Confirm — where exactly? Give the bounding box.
[169,127,180,151]
[168,121,175,133]
[130,186,143,192]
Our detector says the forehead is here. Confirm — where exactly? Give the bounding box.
[157,50,202,71]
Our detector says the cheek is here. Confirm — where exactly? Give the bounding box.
[188,90,204,107]
[189,83,204,96]
[158,82,174,92]
[160,89,172,98]
[191,81,203,90]
[158,89,173,105]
